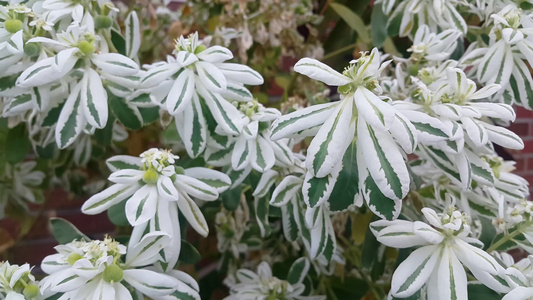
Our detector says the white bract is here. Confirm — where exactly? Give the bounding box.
[82,148,231,269]
[140,32,263,158]
[40,235,200,300]
[224,260,325,300]
[272,48,416,219]
[371,207,501,299]
[461,4,533,108]
[0,262,40,300]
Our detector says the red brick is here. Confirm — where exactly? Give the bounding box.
[515,106,533,118]
[9,238,57,268]
[515,158,528,172]
[509,122,531,136]
[55,211,115,236]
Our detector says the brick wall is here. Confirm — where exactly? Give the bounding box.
[507,107,533,196]
[1,107,532,271]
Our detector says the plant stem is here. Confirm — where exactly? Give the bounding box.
[322,43,357,60]
[486,228,522,253]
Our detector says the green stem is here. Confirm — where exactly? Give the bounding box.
[486,228,523,253]
[322,43,357,60]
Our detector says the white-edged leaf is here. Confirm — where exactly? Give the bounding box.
[197,46,233,63]
[370,219,428,248]
[184,167,231,193]
[176,192,209,237]
[196,61,226,93]
[390,245,441,297]
[55,83,85,149]
[176,94,207,157]
[270,175,303,207]
[253,169,278,198]
[166,69,195,115]
[175,174,219,201]
[106,155,142,171]
[81,68,108,129]
[126,231,171,267]
[125,11,141,58]
[123,269,177,297]
[306,100,355,177]
[125,185,158,226]
[270,102,338,140]
[252,135,275,172]
[92,53,139,76]
[358,117,409,201]
[217,63,264,85]
[294,58,351,86]
[354,88,395,130]
[485,123,524,150]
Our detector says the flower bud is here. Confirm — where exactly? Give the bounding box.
[23,284,39,299]
[143,169,159,184]
[24,42,41,57]
[67,253,83,265]
[5,19,22,34]
[78,40,94,55]
[103,263,123,283]
[95,15,112,29]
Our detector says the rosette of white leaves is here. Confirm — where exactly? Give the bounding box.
[408,25,462,62]
[501,255,533,299]
[140,32,263,157]
[272,48,417,219]
[40,235,200,300]
[381,0,466,37]
[0,262,40,300]
[460,4,533,108]
[0,161,45,219]
[16,24,139,148]
[206,101,294,186]
[82,148,231,269]
[396,68,523,190]
[224,260,325,300]
[370,207,502,299]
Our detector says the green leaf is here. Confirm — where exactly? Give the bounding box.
[109,91,143,130]
[94,114,116,146]
[139,106,160,125]
[371,3,388,48]
[365,175,400,220]
[107,200,129,226]
[221,186,242,211]
[287,257,310,285]
[179,240,201,265]
[5,123,30,164]
[111,29,126,56]
[254,196,271,238]
[50,217,89,244]
[0,73,19,92]
[329,3,371,44]
[467,283,502,300]
[330,142,358,211]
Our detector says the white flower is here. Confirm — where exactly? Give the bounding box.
[408,25,462,61]
[140,32,263,157]
[82,148,231,269]
[16,25,139,148]
[0,161,45,219]
[0,262,40,300]
[371,207,502,299]
[225,261,325,300]
[272,49,416,219]
[40,235,199,300]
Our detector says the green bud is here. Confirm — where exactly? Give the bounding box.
[67,253,83,265]
[24,42,41,57]
[408,64,419,76]
[78,40,94,55]
[23,284,39,299]
[338,83,353,95]
[258,121,269,132]
[174,166,185,175]
[5,19,23,34]
[143,169,159,184]
[194,45,206,54]
[103,264,123,283]
[95,15,112,29]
